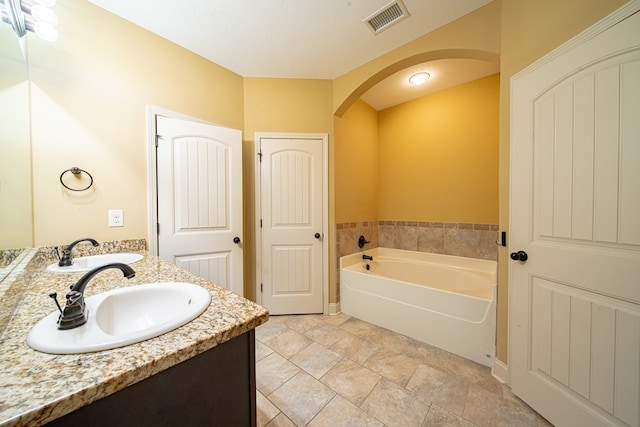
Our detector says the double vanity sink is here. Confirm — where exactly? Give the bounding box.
[0,241,269,427]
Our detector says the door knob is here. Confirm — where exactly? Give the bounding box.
[510,250,528,262]
[314,233,321,239]
[233,236,241,244]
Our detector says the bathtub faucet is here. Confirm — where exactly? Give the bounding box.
[362,254,373,261]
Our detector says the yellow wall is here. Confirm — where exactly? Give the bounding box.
[28,0,244,246]
[243,78,333,137]
[378,74,499,223]
[243,78,334,300]
[334,74,499,225]
[334,99,379,223]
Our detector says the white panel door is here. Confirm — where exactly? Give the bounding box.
[510,6,640,427]
[259,137,324,314]
[156,116,244,296]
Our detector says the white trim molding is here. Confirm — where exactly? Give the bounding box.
[491,358,509,384]
[328,302,340,315]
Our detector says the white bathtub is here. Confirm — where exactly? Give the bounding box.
[340,247,497,367]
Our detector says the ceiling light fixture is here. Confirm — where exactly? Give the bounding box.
[409,72,430,86]
[0,0,58,41]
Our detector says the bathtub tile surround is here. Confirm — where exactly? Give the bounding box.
[442,223,479,258]
[416,224,445,254]
[336,221,379,259]
[385,221,497,261]
[256,314,552,427]
[337,220,498,261]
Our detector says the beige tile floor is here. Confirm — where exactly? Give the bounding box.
[256,314,554,427]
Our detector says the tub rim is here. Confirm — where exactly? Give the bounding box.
[340,247,497,278]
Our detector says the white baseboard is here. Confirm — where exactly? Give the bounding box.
[328,302,340,315]
[491,358,509,384]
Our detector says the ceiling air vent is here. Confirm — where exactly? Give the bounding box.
[364,0,410,35]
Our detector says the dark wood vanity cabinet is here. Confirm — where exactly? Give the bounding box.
[46,330,257,427]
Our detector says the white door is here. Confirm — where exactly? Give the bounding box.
[156,116,244,296]
[257,135,326,315]
[510,5,640,427]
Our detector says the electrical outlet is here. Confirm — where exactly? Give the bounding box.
[108,209,124,227]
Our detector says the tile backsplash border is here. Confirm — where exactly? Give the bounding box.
[337,220,499,261]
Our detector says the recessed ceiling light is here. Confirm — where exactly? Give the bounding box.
[409,72,430,86]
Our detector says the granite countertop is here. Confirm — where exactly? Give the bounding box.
[0,241,269,427]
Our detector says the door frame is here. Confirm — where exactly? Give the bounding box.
[254,132,329,314]
[145,105,230,255]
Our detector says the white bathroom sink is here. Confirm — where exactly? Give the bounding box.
[46,253,144,273]
[27,282,211,354]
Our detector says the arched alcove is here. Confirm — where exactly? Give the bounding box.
[334,48,500,117]
[334,46,500,262]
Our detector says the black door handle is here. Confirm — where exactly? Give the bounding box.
[314,233,321,239]
[233,236,241,244]
[510,250,528,262]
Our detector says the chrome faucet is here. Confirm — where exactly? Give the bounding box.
[57,238,99,267]
[57,262,136,330]
[362,254,373,261]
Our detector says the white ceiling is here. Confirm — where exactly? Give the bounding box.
[86,0,498,110]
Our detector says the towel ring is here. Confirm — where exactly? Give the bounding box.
[60,167,94,192]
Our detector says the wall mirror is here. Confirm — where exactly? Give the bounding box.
[0,23,34,280]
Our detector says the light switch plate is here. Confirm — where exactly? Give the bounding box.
[108,209,124,227]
